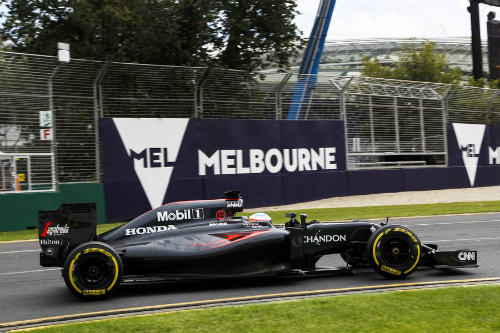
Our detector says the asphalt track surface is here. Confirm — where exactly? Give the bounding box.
[0,213,499,327]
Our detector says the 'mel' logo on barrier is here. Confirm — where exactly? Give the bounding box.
[461,144,479,158]
[113,118,190,210]
[130,148,173,168]
[453,123,486,187]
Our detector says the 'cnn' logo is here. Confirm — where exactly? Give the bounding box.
[458,251,475,261]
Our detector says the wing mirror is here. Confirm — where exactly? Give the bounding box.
[285,213,308,230]
[300,214,308,230]
[285,212,300,228]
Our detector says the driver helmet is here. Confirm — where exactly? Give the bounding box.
[248,212,272,223]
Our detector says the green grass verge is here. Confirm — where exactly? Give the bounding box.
[29,285,500,333]
[0,223,125,242]
[253,200,500,223]
[1,200,498,242]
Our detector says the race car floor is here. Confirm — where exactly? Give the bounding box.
[0,213,499,324]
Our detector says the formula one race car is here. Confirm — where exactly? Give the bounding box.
[38,191,478,299]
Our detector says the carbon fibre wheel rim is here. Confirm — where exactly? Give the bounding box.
[73,253,114,289]
[380,236,411,266]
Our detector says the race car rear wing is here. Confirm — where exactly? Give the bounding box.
[39,203,97,267]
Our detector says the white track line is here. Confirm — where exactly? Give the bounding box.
[404,219,500,227]
[429,237,500,242]
[0,268,60,276]
[0,239,37,245]
[0,249,39,255]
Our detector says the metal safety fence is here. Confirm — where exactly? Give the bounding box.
[0,51,499,189]
[339,77,452,168]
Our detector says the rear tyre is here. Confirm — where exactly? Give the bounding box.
[62,241,122,299]
[367,225,421,279]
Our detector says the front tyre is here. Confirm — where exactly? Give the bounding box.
[368,225,421,279]
[63,242,122,299]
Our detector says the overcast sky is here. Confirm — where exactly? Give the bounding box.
[295,0,500,39]
[1,1,499,40]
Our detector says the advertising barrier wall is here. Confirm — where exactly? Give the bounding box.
[101,118,499,222]
[101,118,347,221]
[347,123,499,196]
[448,123,499,187]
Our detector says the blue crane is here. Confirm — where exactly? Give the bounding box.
[287,0,337,120]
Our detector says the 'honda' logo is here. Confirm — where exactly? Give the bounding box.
[126,225,177,236]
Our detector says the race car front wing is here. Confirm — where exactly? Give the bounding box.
[420,244,478,268]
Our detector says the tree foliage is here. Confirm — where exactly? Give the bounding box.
[466,77,499,89]
[0,0,302,71]
[361,42,463,84]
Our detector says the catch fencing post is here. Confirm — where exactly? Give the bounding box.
[97,62,111,119]
[329,77,353,121]
[486,90,500,124]
[92,62,110,182]
[48,65,60,191]
[442,85,454,167]
[275,72,292,120]
[418,92,426,152]
[393,96,400,153]
[369,95,375,153]
[194,68,210,118]
[333,77,353,169]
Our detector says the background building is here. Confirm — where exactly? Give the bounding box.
[289,37,488,78]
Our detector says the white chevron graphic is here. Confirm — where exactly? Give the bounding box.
[114,118,189,209]
[452,123,486,187]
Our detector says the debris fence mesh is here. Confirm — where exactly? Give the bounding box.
[0,51,498,186]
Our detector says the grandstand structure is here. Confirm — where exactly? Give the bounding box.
[291,37,488,77]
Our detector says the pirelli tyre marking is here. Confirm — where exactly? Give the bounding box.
[370,226,421,278]
[68,247,120,296]
[380,265,401,276]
